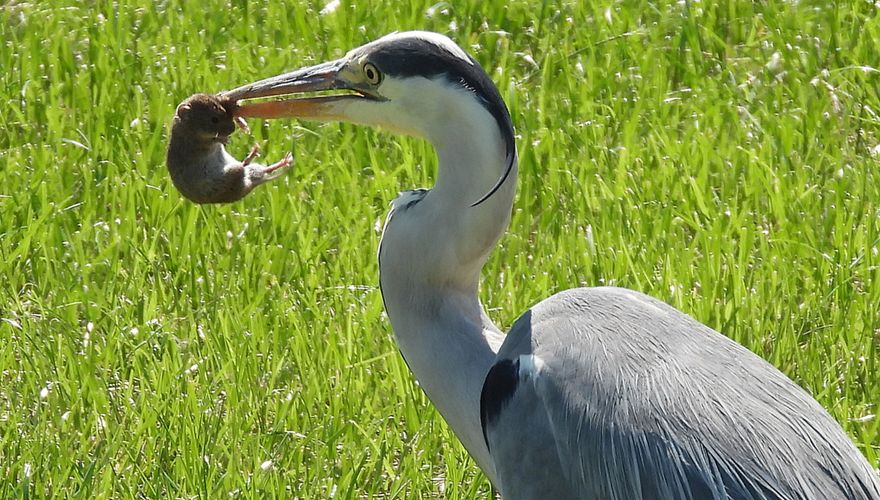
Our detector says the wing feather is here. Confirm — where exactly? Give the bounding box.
[481,287,880,500]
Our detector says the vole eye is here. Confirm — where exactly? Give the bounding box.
[364,62,382,85]
[211,116,220,124]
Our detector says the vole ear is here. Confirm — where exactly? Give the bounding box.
[176,103,192,114]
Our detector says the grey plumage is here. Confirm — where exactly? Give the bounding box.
[483,287,880,499]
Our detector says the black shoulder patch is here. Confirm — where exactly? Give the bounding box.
[404,188,429,209]
[479,358,520,450]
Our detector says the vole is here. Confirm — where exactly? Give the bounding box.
[166,93,292,204]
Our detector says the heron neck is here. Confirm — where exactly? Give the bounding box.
[378,121,516,485]
[380,283,503,480]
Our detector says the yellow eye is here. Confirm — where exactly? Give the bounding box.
[364,62,382,85]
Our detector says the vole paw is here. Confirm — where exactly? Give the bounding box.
[243,144,261,166]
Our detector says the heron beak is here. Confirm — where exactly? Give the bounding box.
[220,58,373,121]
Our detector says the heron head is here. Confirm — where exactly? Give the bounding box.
[224,31,512,139]
[222,32,516,204]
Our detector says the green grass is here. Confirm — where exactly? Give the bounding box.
[1,0,879,496]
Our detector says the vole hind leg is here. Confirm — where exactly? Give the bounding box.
[263,153,294,178]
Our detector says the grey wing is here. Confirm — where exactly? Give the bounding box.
[480,287,880,500]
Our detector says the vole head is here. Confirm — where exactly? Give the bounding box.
[173,93,237,143]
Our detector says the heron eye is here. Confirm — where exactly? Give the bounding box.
[364,62,382,85]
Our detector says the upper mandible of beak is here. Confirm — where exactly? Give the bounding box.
[220,59,355,121]
[222,58,347,101]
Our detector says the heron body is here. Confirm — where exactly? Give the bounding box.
[224,32,880,499]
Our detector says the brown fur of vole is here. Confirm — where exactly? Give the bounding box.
[166,93,292,204]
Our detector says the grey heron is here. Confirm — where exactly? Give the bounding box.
[222,32,880,499]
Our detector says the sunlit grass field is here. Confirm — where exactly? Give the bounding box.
[2,0,879,497]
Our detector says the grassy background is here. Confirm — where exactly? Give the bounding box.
[2,0,879,497]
